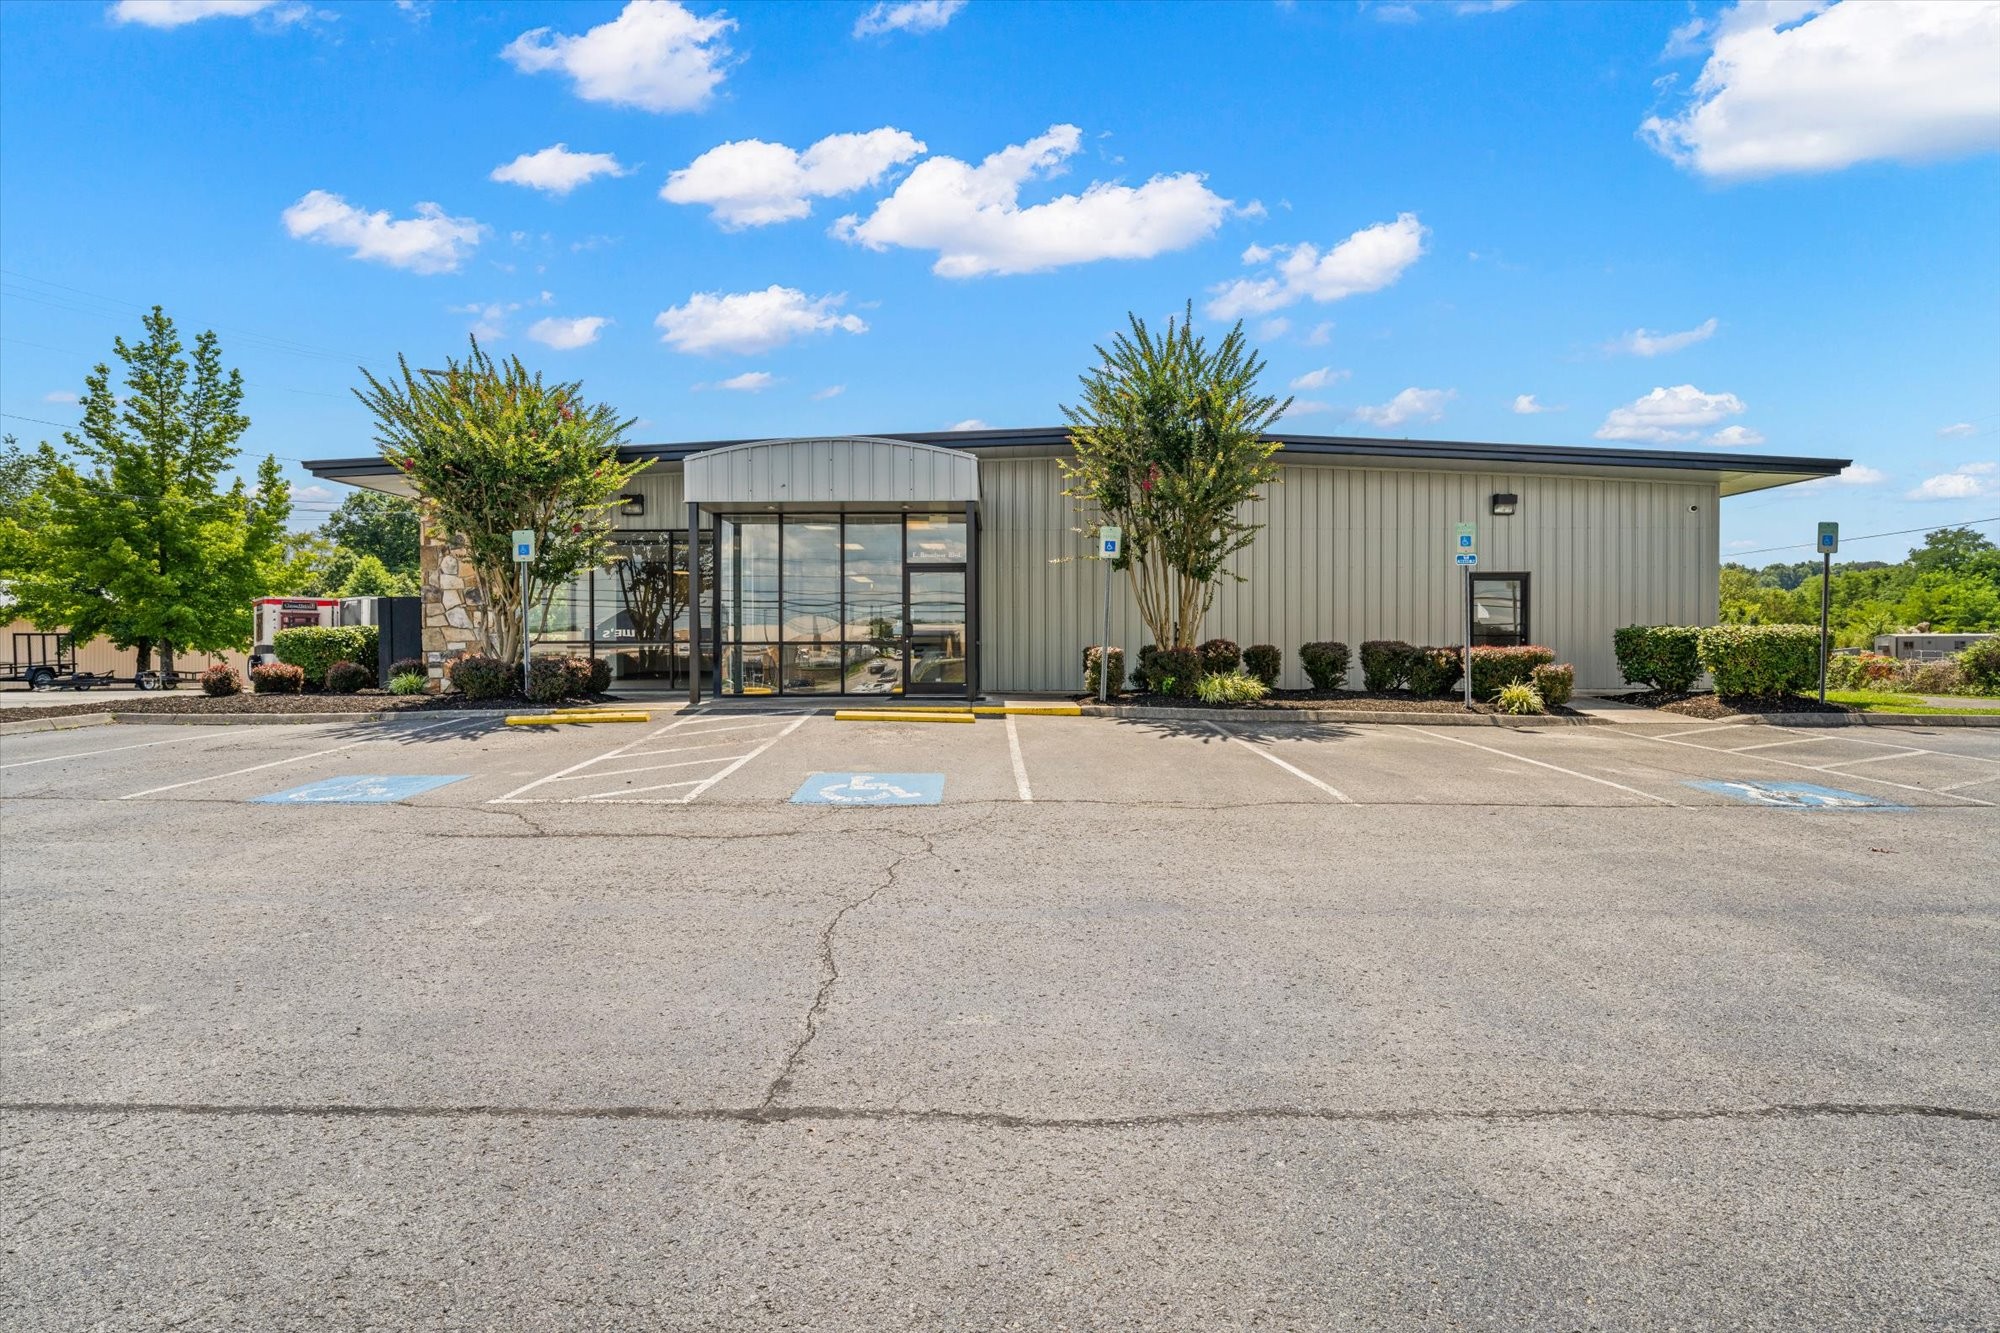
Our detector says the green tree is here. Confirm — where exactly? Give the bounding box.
[1060,305,1286,650]
[322,491,420,578]
[335,553,418,598]
[11,309,290,673]
[0,436,52,617]
[353,338,642,665]
[1909,525,1995,575]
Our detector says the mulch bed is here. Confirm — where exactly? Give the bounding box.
[1087,690,1579,717]
[0,691,628,723]
[1609,690,1853,719]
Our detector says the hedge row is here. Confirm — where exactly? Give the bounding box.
[1098,637,1570,705]
[272,625,379,688]
[1617,623,1826,698]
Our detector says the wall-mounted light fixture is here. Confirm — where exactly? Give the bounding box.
[618,493,645,517]
[1490,492,1519,517]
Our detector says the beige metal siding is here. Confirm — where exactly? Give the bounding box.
[980,456,1719,693]
[684,436,978,507]
[615,462,685,529]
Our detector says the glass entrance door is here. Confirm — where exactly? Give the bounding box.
[904,566,967,695]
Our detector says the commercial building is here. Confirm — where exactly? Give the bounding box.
[305,427,1847,697]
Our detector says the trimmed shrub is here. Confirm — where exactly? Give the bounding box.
[585,657,612,694]
[1903,658,1965,695]
[1530,662,1575,709]
[448,654,515,701]
[1197,638,1242,676]
[1299,641,1351,691]
[1827,652,1899,692]
[1134,644,1164,692]
[1195,672,1267,704]
[527,655,594,704]
[1145,646,1204,698]
[324,660,373,695]
[1404,646,1464,698]
[1960,638,2000,694]
[250,662,304,694]
[1469,645,1556,700]
[198,664,242,697]
[388,672,428,696]
[273,624,379,688]
[1696,624,1820,698]
[1243,644,1282,687]
[1613,625,1703,693]
[1083,645,1126,696]
[388,657,426,682]
[1360,640,1414,692]
[1495,682,1546,715]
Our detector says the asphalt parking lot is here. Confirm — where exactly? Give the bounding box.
[4,706,1997,1330]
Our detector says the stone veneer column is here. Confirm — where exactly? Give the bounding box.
[419,516,484,682]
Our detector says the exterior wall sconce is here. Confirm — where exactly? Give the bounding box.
[618,493,645,517]
[1490,492,1519,516]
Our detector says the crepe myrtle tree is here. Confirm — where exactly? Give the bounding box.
[1060,304,1287,650]
[354,338,644,667]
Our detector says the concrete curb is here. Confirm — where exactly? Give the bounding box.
[1714,712,2000,729]
[0,713,116,736]
[1080,704,1602,727]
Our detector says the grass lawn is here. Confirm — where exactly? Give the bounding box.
[1823,689,2000,715]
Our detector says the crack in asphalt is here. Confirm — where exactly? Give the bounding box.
[3,1099,1992,1128]
[754,832,937,1118]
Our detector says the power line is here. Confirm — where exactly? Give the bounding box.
[0,412,322,468]
[1728,516,1998,559]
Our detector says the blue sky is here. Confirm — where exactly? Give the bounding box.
[2,0,1996,562]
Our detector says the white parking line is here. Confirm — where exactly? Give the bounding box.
[1647,724,1753,739]
[1621,730,1996,807]
[1005,713,1033,802]
[1938,773,2000,792]
[1414,728,1681,806]
[576,714,809,803]
[121,715,481,799]
[0,730,241,770]
[489,713,708,804]
[1810,750,1924,770]
[1208,724,1354,803]
[1729,737,1825,752]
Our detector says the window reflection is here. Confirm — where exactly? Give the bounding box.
[906,514,966,563]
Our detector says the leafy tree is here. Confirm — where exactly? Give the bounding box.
[353,338,642,665]
[322,490,420,578]
[1060,305,1287,650]
[333,553,418,598]
[0,436,52,617]
[1909,525,1995,575]
[10,309,290,673]
[1719,525,2000,646]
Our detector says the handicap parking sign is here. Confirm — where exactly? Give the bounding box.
[792,772,944,806]
[254,774,468,804]
[1685,779,1904,810]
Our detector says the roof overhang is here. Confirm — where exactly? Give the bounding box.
[304,427,1847,500]
[685,435,979,510]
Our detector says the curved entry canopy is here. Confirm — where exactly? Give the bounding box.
[685,434,980,511]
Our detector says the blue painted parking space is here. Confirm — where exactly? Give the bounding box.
[253,774,469,805]
[1684,779,1908,810]
[791,772,945,806]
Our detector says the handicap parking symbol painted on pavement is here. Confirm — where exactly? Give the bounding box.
[254,774,469,804]
[1685,779,1906,810]
[792,772,944,806]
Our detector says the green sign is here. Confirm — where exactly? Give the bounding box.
[511,528,536,561]
[1454,522,1476,554]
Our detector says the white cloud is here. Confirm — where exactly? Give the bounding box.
[1205,213,1428,319]
[1352,387,1454,428]
[1512,393,1559,414]
[491,144,630,196]
[853,0,965,38]
[1279,400,1333,419]
[1303,322,1333,346]
[1938,421,1978,438]
[109,0,279,26]
[502,0,735,114]
[452,301,515,340]
[812,385,846,401]
[1453,0,1520,11]
[1804,463,1889,488]
[713,371,775,392]
[655,286,865,355]
[1289,367,1349,391]
[834,124,1232,277]
[1708,424,1766,446]
[1908,461,1999,500]
[1594,384,1747,443]
[283,190,482,274]
[1642,1,2000,179]
[948,418,988,430]
[527,315,609,349]
[1257,318,1291,340]
[1608,316,1719,357]
[293,483,336,505]
[42,390,79,404]
[662,128,926,228]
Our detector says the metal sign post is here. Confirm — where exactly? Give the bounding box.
[1454,523,1477,708]
[1817,522,1838,703]
[1097,525,1122,703]
[512,528,536,694]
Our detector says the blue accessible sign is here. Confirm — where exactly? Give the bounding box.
[1685,779,1904,810]
[254,774,468,804]
[791,773,944,806]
